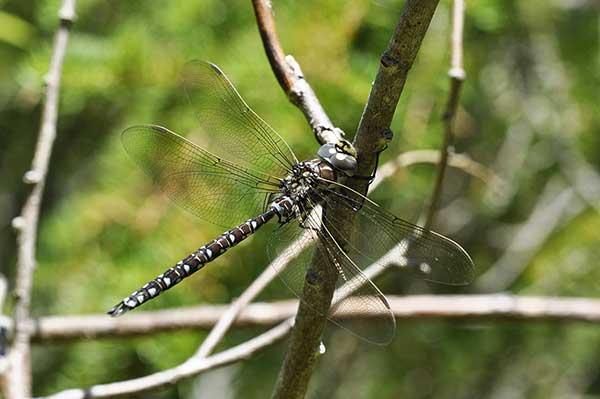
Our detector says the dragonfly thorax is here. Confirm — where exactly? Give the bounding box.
[279,159,335,200]
[280,160,320,201]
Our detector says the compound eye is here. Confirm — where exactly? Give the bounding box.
[317,143,357,172]
[317,143,336,159]
[331,152,357,171]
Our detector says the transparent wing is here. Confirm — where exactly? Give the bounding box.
[182,60,298,176]
[319,185,475,285]
[267,204,396,345]
[122,125,281,228]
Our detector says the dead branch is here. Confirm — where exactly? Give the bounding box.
[39,320,293,399]
[27,294,600,342]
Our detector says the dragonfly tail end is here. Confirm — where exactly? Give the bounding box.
[107,301,132,317]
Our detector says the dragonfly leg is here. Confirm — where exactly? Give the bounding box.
[349,145,387,183]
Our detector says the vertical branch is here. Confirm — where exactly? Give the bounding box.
[2,1,76,397]
[424,0,466,229]
[271,243,337,399]
[351,0,441,190]
[272,1,441,398]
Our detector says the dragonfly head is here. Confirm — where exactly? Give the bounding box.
[317,141,357,175]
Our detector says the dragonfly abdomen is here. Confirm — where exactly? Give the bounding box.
[107,201,288,317]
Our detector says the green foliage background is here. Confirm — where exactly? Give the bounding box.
[1,0,600,397]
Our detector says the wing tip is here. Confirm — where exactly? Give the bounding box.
[183,59,223,77]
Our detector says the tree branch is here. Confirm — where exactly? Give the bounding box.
[26,294,600,342]
[251,0,348,146]
[477,177,581,292]
[352,0,441,181]
[39,320,293,399]
[424,0,466,229]
[272,2,441,398]
[2,1,76,397]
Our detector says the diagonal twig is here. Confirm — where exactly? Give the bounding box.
[2,1,76,397]
[39,320,293,399]
[193,213,315,358]
[476,177,582,292]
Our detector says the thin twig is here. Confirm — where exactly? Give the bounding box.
[191,257,282,359]
[477,178,582,292]
[272,2,442,398]
[2,1,76,397]
[386,295,600,321]
[193,226,313,358]
[28,293,600,342]
[37,216,317,397]
[39,320,293,399]
[28,302,297,341]
[251,0,348,146]
[424,0,466,230]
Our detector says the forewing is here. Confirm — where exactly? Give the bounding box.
[182,61,298,177]
[267,204,396,345]
[122,125,281,228]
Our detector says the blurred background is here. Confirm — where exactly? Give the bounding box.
[1,0,600,397]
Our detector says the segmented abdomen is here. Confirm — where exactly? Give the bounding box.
[108,208,278,316]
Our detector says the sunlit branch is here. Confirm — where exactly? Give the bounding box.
[39,321,293,399]
[0,273,9,374]
[27,294,600,342]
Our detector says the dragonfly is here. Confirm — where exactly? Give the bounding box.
[108,61,474,345]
